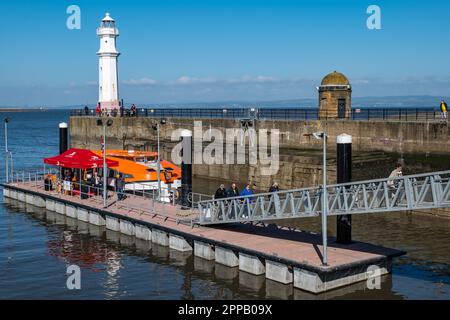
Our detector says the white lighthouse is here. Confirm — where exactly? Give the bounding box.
[97,13,120,112]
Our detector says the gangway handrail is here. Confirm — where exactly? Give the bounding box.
[196,170,450,225]
[197,170,450,205]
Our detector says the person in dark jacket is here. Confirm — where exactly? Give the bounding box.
[214,184,227,199]
[213,184,227,221]
[268,182,279,193]
[268,182,280,215]
[226,183,239,219]
[226,183,239,198]
[116,174,125,201]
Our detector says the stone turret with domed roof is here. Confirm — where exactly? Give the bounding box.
[318,71,352,119]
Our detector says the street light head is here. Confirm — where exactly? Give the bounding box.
[4,117,10,123]
[106,119,113,126]
[96,119,103,126]
[152,124,158,131]
[160,118,166,125]
[312,132,325,140]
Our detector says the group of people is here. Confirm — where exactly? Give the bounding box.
[87,103,139,118]
[212,182,280,219]
[57,168,127,201]
[60,168,102,197]
[214,183,242,200]
[213,182,280,201]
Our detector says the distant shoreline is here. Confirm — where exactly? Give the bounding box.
[0,108,48,113]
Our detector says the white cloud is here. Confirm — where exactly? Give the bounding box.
[353,79,370,85]
[195,87,213,95]
[121,75,282,86]
[174,76,217,85]
[123,78,158,86]
[227,75,279,84]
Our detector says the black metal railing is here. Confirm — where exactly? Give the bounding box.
[71,107,442,122]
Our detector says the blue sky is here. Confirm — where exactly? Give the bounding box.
[0,0,449,106]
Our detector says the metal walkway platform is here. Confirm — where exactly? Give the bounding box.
[197,170,450,225]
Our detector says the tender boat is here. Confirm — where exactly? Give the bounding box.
[92,150,181,202]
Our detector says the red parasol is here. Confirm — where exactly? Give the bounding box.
[44,148,119,169]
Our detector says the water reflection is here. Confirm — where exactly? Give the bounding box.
[1,198,449,299]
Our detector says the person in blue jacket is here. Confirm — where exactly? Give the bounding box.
[240,183,254,218]
[240,183,254,200]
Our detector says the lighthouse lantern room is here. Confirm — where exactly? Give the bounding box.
[97,13,120,112]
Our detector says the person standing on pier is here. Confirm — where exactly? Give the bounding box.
[131,104,137,117]
[120,102,124,117]
[116,174,125,201]
[93,171,101,195]
[440,99,448,123]
[96,103,101,116]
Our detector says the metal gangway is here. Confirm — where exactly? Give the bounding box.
[196,170,450,225]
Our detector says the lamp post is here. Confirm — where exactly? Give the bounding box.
[152,118,166,201]
[97,118,113,208]
[321,132,328,266]
[305,131,328,266]
[4,118,10,183]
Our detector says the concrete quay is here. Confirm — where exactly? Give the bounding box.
[2,182,405,294]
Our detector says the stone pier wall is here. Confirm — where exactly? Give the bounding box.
[70,117,450,154]
[69,116,450,191]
